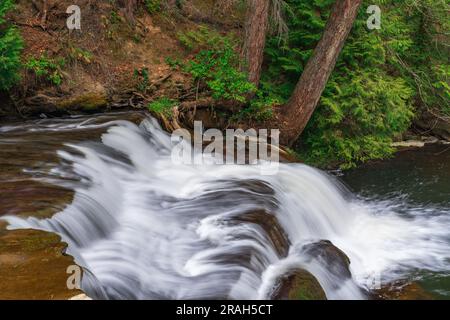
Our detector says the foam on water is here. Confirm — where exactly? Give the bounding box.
[2,117,450,300]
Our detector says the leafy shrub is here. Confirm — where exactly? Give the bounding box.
[0,0,23,90]
[148,97,176,117]
[25,55,65,86]
[179,26,256,103]
[134,67,150,93]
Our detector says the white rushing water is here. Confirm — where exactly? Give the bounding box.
[2,117,450,300]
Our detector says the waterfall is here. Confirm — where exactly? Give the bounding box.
[2,116,450,300]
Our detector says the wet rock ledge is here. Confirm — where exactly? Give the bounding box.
[0,224,85,300]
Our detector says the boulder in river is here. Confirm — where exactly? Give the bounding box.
[300,240,352,279]
[233,209,290,258]
[272,269,327,300]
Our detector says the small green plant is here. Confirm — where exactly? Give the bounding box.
[165,57,183,70]
[177,25,227,51]
[0,0,23,90]
[25,55,65,86]
[145,0,161,14]
[148,97,176,117]
[134,68,150,93]
[109,10,122,24]
[68,46,93,64]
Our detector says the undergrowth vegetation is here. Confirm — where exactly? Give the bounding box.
[263,0,448,168]
[0,0,23,90]
[144,0,162,14]
[178,26,256,103]
[25,55,65,86]
[177,26,279,121]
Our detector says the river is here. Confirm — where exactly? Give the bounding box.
[0,112,449,300]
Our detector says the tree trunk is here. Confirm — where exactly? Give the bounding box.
[244,0,270,88]
[279,0,363,146]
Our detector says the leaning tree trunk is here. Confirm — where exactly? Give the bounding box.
[279,0,363,146]
[243,0,270,88]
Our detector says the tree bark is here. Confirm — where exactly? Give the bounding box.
[279,0,363,146]
[244,0,270,88]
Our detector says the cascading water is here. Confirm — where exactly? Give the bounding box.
[2,115,450,300]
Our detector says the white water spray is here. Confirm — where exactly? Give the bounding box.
[2,117,450,300]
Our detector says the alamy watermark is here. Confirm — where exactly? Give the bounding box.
[171,121,280,176]
[367,5,382,30]
[66,5,81,30]
[66,265,82,290]
[64,4,382,31]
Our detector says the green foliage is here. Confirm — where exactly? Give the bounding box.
[165,57,183,70]
[68,46,93,64]
[232,90,280,122]
[25,55,65,86]
[302,73,414,169]
[179,26,256,103]
[378,0,449,117]
[263,0,448,168]
[134,67,150,93]
[148,97,176,117]
[432,64,450,116]
[109,10,122,24]
[186,48,256,102]
[178,25,228,51]
[0,0,23,90]
[145,0,161,14]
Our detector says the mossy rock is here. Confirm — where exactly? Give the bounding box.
[301,240,352,279]
[56,92,108,111]
[273,269,327,300]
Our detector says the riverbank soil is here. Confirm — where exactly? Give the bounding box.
[3,0,240,120]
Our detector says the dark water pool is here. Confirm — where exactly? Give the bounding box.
[343,144,450,299]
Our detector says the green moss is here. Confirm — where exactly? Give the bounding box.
[20,233,62,252]
[286,271,327,300]
[57,93,108,111]
[274,269,327,300]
